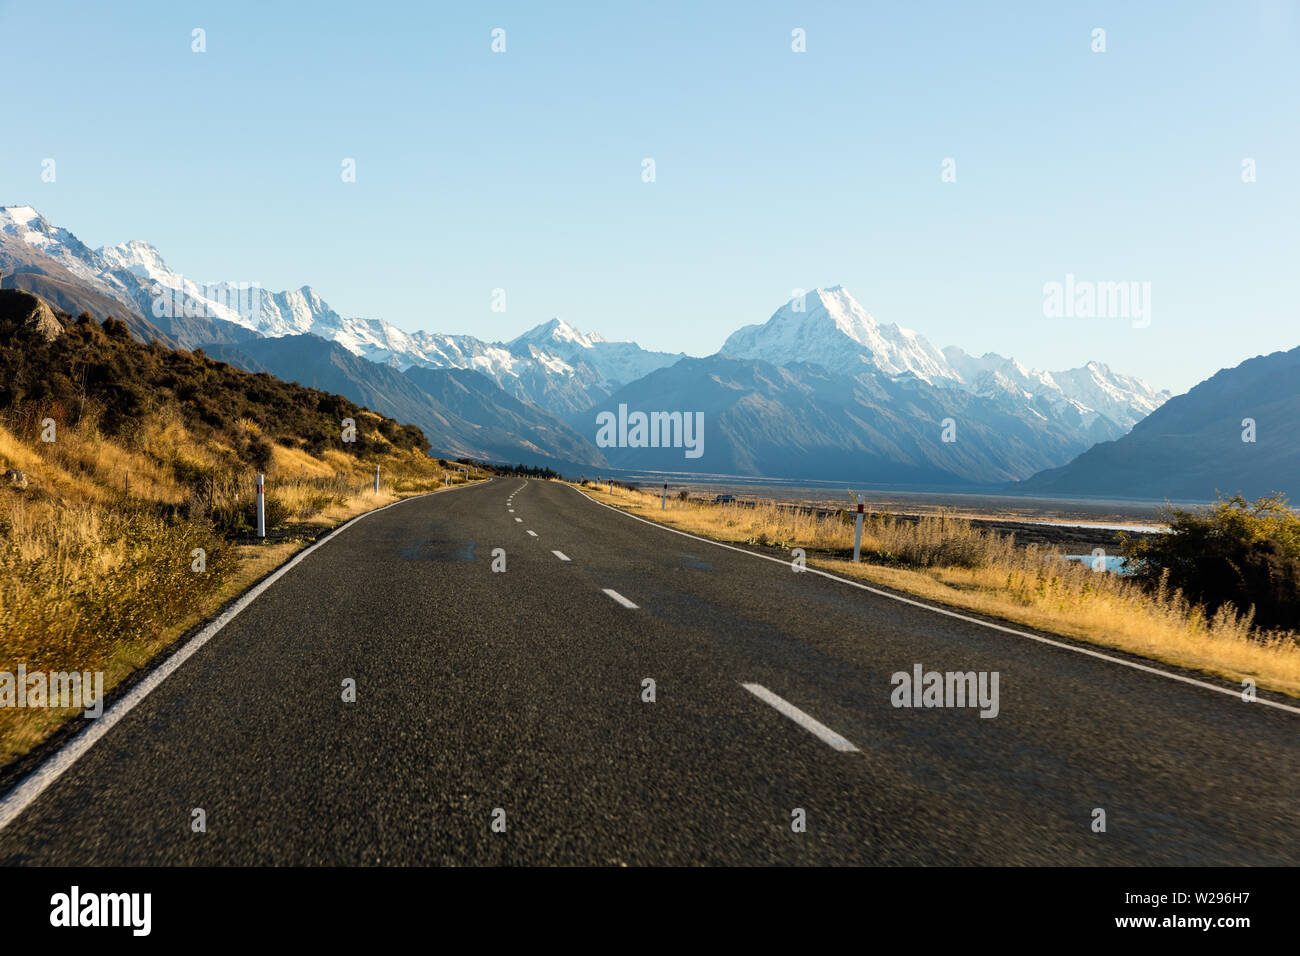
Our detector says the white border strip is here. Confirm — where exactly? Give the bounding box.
[0,478,490,832]
[602,588,639,609]
[568,485,1300,717]
[742,683,860,751]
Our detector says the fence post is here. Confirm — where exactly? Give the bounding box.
[256,473,266,538]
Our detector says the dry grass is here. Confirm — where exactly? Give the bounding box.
[0,417,482,766]
[573,482,1300,697]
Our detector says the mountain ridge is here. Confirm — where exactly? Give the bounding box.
[1,204,1183,483]
[1018,346,1300,500]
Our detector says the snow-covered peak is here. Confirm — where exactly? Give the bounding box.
[0,205,140,307]
[97,239,170,275]
[807,286,886,347]
[0,205,40,228]
[0,204,59,249]
[943,346,1170,430]
[509,317,600,350]
[1051,362,1172,429]
[723,285,961,385]
[255,286,345,336]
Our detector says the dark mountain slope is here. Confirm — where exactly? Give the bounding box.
[1019,346,1300,501]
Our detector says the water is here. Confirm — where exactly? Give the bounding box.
[1030,521,1165,534]
[1056,554,1131,574]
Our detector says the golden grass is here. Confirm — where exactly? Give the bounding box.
[572,482,1300,697]
[0,416,483,766]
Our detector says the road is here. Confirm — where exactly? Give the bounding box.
[1,477,1297,865]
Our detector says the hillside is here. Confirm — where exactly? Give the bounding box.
[1020,346,1300,500]
[0,292,480,767]
[205,334,606,469]
[0,304,429,463]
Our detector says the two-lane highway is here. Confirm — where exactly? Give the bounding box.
[1,477,1297,864]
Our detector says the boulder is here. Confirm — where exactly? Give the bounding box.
[0,288,64,342]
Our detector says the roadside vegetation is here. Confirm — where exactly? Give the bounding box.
[573,481,1300,697]
[0,304,484,766]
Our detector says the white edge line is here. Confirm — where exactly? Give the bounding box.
[0,478,490,832]
[602,588,638,609]
[567,485,1300,717]
[742,682,859,752]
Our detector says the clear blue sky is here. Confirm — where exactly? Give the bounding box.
[2,0,1296,393]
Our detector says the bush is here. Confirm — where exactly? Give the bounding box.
[1123,494,1300,630]
[246,436,274,471]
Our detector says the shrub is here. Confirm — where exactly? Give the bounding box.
[246,436,274,471]
[1123,493,1300,630]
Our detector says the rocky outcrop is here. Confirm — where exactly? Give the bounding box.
[0,288,64,342]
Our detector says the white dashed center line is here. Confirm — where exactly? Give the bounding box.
[552,551,570,561]
[514,517,522,522]
[741,683,859,752]
[602,588,638,609]
[526,530,537,537]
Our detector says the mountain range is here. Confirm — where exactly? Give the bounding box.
[1020,346,1300,500]
[1,204,1192,488]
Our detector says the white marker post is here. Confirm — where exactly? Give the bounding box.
[662,483,667,511]
[608,479,612,494]
[853,497,864,562]
[374,464,380,494]
[256,473,266,539]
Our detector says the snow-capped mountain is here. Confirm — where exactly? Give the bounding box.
[1,205,1177,482]
[940,349,1170,432]
[724,286,1170,437]
[506,318,686,391]
[722,286,962,386]
[0,205,147,311]
[1050,362,1171,430]
[94,233,682,415]
[0,207,676,417]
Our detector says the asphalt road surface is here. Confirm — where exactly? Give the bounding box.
[1,477,1297,865]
